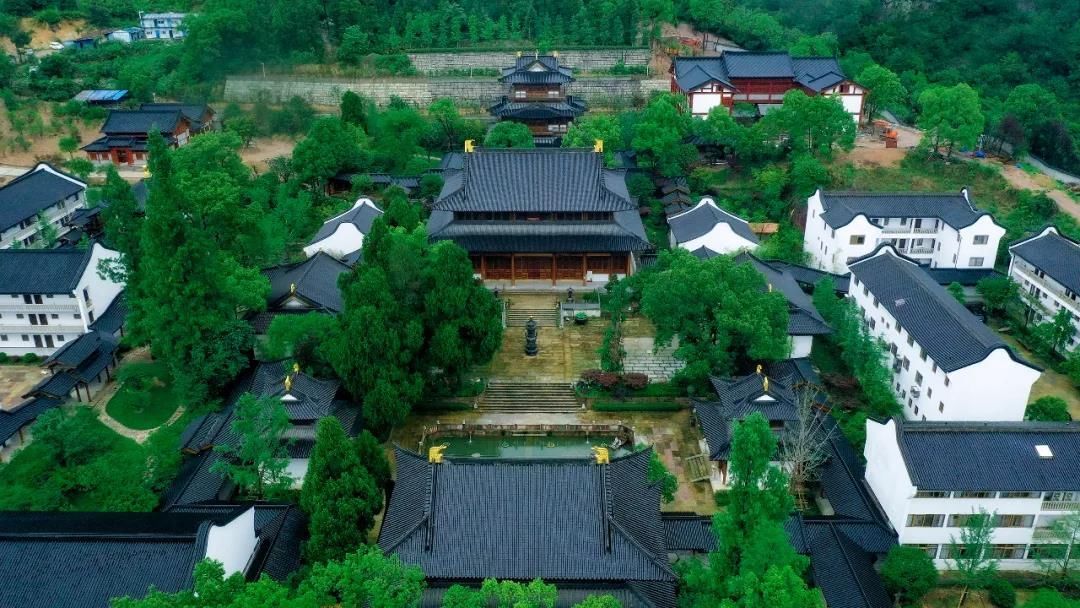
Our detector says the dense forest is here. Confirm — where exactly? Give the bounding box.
[1,0,1079,171]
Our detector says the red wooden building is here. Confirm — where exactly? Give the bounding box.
[671,51,865,122]
[489,54,587,146]
[82,109,192,166]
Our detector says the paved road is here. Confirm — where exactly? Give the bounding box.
[0,163,145,181]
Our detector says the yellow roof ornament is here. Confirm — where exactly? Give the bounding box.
[755,364,763,375]
[289,282,296,294]
[292,362,300,374]
[516,50,522,58]
[592,446,610,465]
[284,375,293,393]
[763,376,769,392]
[593,139,604,153]
[552,50,559,58]
[464,139,474,153]
[428,445,448,463]
[143,165,151,178]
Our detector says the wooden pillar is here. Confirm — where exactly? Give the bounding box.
[625,254,631,276]
[582,255,587,286]
[510,254,516,286]
[480,255,487,281]
[551,254,556,286]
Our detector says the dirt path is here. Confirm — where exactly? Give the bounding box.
[991,161,1080,221]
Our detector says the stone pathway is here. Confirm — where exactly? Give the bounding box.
[622,335,684,381]
[88,349,187,443]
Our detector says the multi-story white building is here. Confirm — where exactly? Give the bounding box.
[848,246,1040,422]
[140,12,187,40]
[0,244,123,356]
[805,189,1005,274]
[1008,226,1080,350]
[0,163,87,249]
[865,418,1080,571]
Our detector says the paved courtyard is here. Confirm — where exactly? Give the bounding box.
[0,365,46,411]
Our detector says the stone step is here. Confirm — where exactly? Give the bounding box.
[478,381,581,412]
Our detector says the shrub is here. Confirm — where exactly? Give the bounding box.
[987,578,1016,608]
[624,373,649,390]
[580,369,603,387]
[1025,396,1072,422]
[21,353,39,364]
[0,352,7,363]
[592,400,683,412]
[597,372,620,389]
[714,490,731,507]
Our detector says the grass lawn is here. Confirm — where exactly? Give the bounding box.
[105,361,182,430]
[996,332,1080,420]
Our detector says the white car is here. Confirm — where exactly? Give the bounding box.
[48,41,65,50]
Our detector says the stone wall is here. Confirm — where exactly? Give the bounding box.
[224,76,670,108]
[407,48,651,73]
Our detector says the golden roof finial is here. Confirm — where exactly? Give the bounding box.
[428,444,448,463]
[593,139,604,153]
[292,361,300,374]
[592,446,610,465]
[465,139,474,153]
[553,50,559,58]
[289,282,296,294]
[516,50,522,58]
[284,375,292,393]
[763,376,769,392]
[755,364,763,375]
[767,283,773,292]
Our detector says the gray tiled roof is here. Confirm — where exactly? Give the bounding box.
[429,217,651,253]
[1010,227,1080,296]
[736,253,831,336]
[101,109,183,135]
[0,510,231,608]
[433,149,636,213]
[0,163,85,232]
[795,519,893,608]
[818,191,991,229]
[500,55,574,85]
[668,199,759,245]
[45,330,114,368]
[848,247,1032,372]
[380,448,675,584]
[0,247,94,294]
[90,291,126,335]
[661,514,715,552]
[250,361,340,423]
[489,96,587,119]
[673,52,847,93]
[894,420,1080,492]
[766,260,851,293]
[139,102,213,128]
[924,267,1004,287]
[695,373,800,460]
[0,397,62,444]
[422,583,662,608]
[309,199,383,243]
[263,252,350,313]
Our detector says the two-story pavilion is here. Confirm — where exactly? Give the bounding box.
[489,54,587,145]
[428,146,651,285]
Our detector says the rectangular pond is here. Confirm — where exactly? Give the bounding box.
[418,423,635,460]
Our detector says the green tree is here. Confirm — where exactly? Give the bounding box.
[917,84,985,158]
[483,121,535,149]
[765,89,856,159]
[259,313,337,377]
[340,91,369,129]
[788,32,838,56]
[58,134,79,159]
[789,154,830,200]
[425,98,483,152]
[1033,507,1080,581]
[949,509,999,603]
[638,250,790,390]
[630,93,697,177]
[562,115,623,165]
[34,211,59,248]
[212,393,292,500]
[1003,84,1061,151]
[647,450,678,504]
[572,596,623,608]
[856,64,907,121]
[976,276,1018,319]
[1022,589,1080,608]
[480,579,557,608]
[299,546,427,607]
[947,281,966,304]
[1025,396,1072,422]
[338,25,371,65]
[880,545,938,607]
[100,165,142,259]
[301,417,382,564]
[226,115,257,147]
[292,117,366,192]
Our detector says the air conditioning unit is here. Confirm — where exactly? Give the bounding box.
[910,386,921,398]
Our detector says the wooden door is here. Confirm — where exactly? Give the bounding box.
[556,255,584,280]
[516,256,552,280]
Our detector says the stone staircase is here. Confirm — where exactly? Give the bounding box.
[505,307,560,327]
[477,380,583,412]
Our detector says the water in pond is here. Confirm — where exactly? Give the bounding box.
[422,434,632,459]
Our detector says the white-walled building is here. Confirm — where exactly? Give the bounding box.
[805,189,1005,274]
[1008,226,1080,350]
[140,12,187,40]
[303,197,383,264]
[865,418,1080,571]
[848,246,1040,422]
[0,163,87,249]
[736,253,831,358]
[670,52,865,121]
[0,244,124,356]
[668,198,759,256]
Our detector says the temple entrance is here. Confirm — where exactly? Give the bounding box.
[515,255,553,280]
[556,255,584,280]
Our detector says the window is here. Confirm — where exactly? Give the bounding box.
[968,257,985,267]
[50,314,58,319]
[907,335,915,347]
[996,515,1034,528]
[915,372,923,385]
[831,229,836,238]
[88,310,95,324]
[904,544,940,559]
[944,376,950,387]
[928,388,933,398]
[903,357,910,370]
[82,288,90,302]
[0,335,6,341]
[932,362,938,373]
[915,490,949,498]
[955,491,994,499]
[973,235,989,245]
[873,297,879,308]
[897,323,903,334]
[21,335,28,341]
[73,313,81,320]
[863,286,869,296]
[56,335,65,342]
[907,514,945,527]
[869,318,877,329]
[547,89,559,98]
[990,545,1025,559]
[914,405,920,415]
[999,491,1040,499]
[920,347,927,361]
[514,90,526,99]
[850,235,865,245]
[1028,545,1067,560]
[949,514,979,527]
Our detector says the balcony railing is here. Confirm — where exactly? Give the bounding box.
[902,247,935,255]
[1032,528,1059,539]
[878,225,939,234]
[1042,500,1080,511]
[0,304,79,314]
[0,324,84,334]
[1016,263,1077,310]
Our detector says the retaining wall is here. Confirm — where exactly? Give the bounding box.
[406,48,651,73]
[224,76,669,108]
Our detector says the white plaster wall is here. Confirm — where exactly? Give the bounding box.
[690,92,724,116]
[955,216,1005,268]
[849,264,1036,422]
[676,223,758,255]
[287,458,309,488]
[303,223,364,259]
[863,419,915,532]
[205,507,258,577]
[790,335,813,359]
[1010,261,1080,350]
[77,243,124,330]
[804,191,881,274]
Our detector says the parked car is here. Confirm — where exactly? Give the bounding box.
[48,41,64,50]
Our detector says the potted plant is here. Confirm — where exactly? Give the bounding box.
[574,311,588,325]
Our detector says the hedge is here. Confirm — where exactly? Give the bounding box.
[592,400,685,412]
